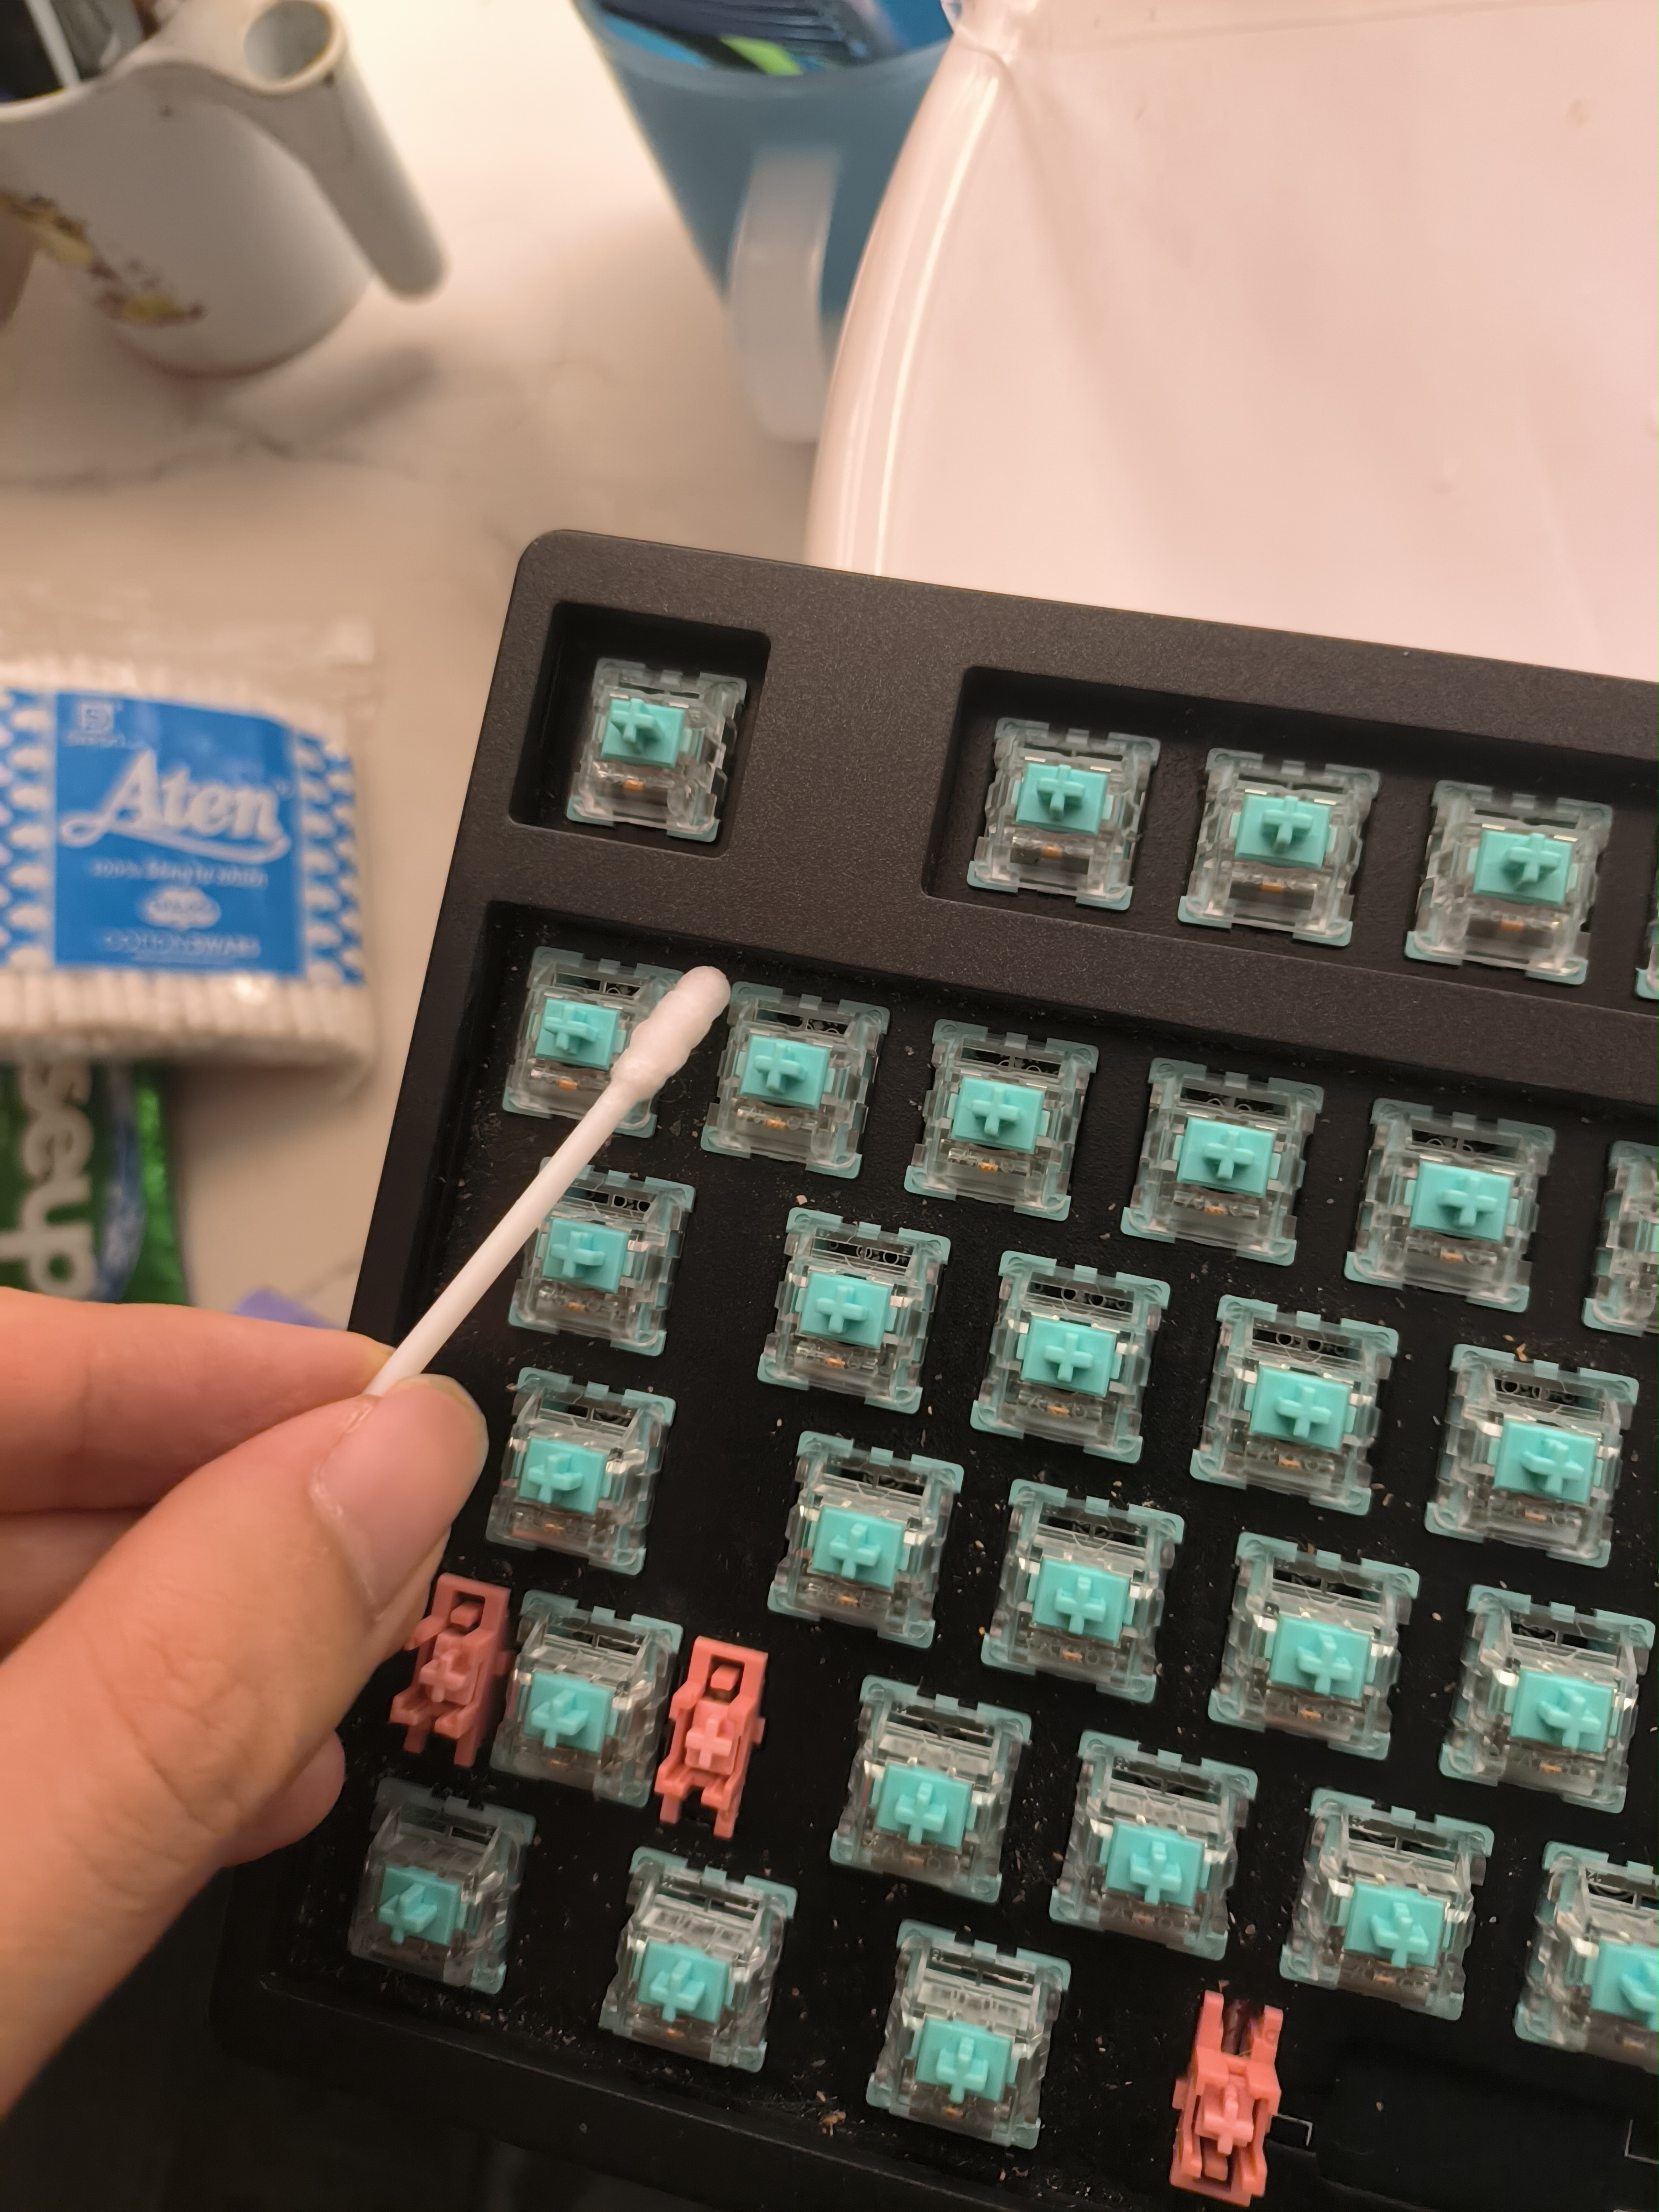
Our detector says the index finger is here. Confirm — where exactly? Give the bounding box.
[0,1290,387,1511]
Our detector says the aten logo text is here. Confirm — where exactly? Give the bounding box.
[58,747,290,864]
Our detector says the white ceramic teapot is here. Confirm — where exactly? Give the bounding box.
[0,0,443,374]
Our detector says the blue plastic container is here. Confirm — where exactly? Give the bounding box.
[579,3,943,330]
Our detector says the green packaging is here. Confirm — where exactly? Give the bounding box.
[0,1061,187,1302]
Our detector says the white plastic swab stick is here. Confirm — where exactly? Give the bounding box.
[365,966,731,1396]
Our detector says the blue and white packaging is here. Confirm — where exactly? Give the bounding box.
[0,664,372,1068]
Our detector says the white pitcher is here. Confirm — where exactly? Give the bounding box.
[0,0,443,374]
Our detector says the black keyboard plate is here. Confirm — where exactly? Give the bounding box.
[216,534,1657,2212]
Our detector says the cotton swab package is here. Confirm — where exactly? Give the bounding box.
[0,638,374,1069]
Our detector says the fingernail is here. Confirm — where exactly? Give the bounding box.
[310,1374,489,1612]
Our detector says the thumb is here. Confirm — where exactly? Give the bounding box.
[0,1372,487,2111]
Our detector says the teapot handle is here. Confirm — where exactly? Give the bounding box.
[725,147,836,444]
[129,0,444,297]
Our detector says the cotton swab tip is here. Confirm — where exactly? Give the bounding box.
[608,964,731,1102]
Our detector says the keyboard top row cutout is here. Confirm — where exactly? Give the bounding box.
[555,656,1658,995]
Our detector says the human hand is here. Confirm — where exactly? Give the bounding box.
[0,1288,487,2110]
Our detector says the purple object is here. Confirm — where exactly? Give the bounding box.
[232,1288,340,1329]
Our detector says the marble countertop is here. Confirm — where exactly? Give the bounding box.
[0,0,812,1322]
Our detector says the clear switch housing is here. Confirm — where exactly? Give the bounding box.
[1583,1141,1658,1337]
[1425,1345,1637,1568]
[1190,1297,1396,1516]
[701,984,888,1179]
[503,946,681,1136]
[1515,1844,1657,2070]
[905,1021,1097,1220]
[1050,1732,1256,1960]
[487,1366,674,1575]
[510,1166,693,1356]
[599,1848,795,2072]
[758,1208,949,1415]
[866,1921,1070,2150]
[567,657,745,843]
[1179,749,1378,946]
[767,1431,961,1647]
[1439,1586,1653,1813]
[1640,884,1659,999]
[1210,1532,1416,1760]
[968,718,1160,910]
[348,1777,534,1995]
[831,1677,1030,1904]
[1281,1789,1492,2020]
[971,1253,1168,1462]
[983,1480,1183,1702]
[1123,1057,1322,1265]
[1406,781,1612,985]
[1345,1098,1553,1312]
[490,1591,682,1806]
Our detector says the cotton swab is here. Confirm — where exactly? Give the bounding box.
[365,966,731,1395]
